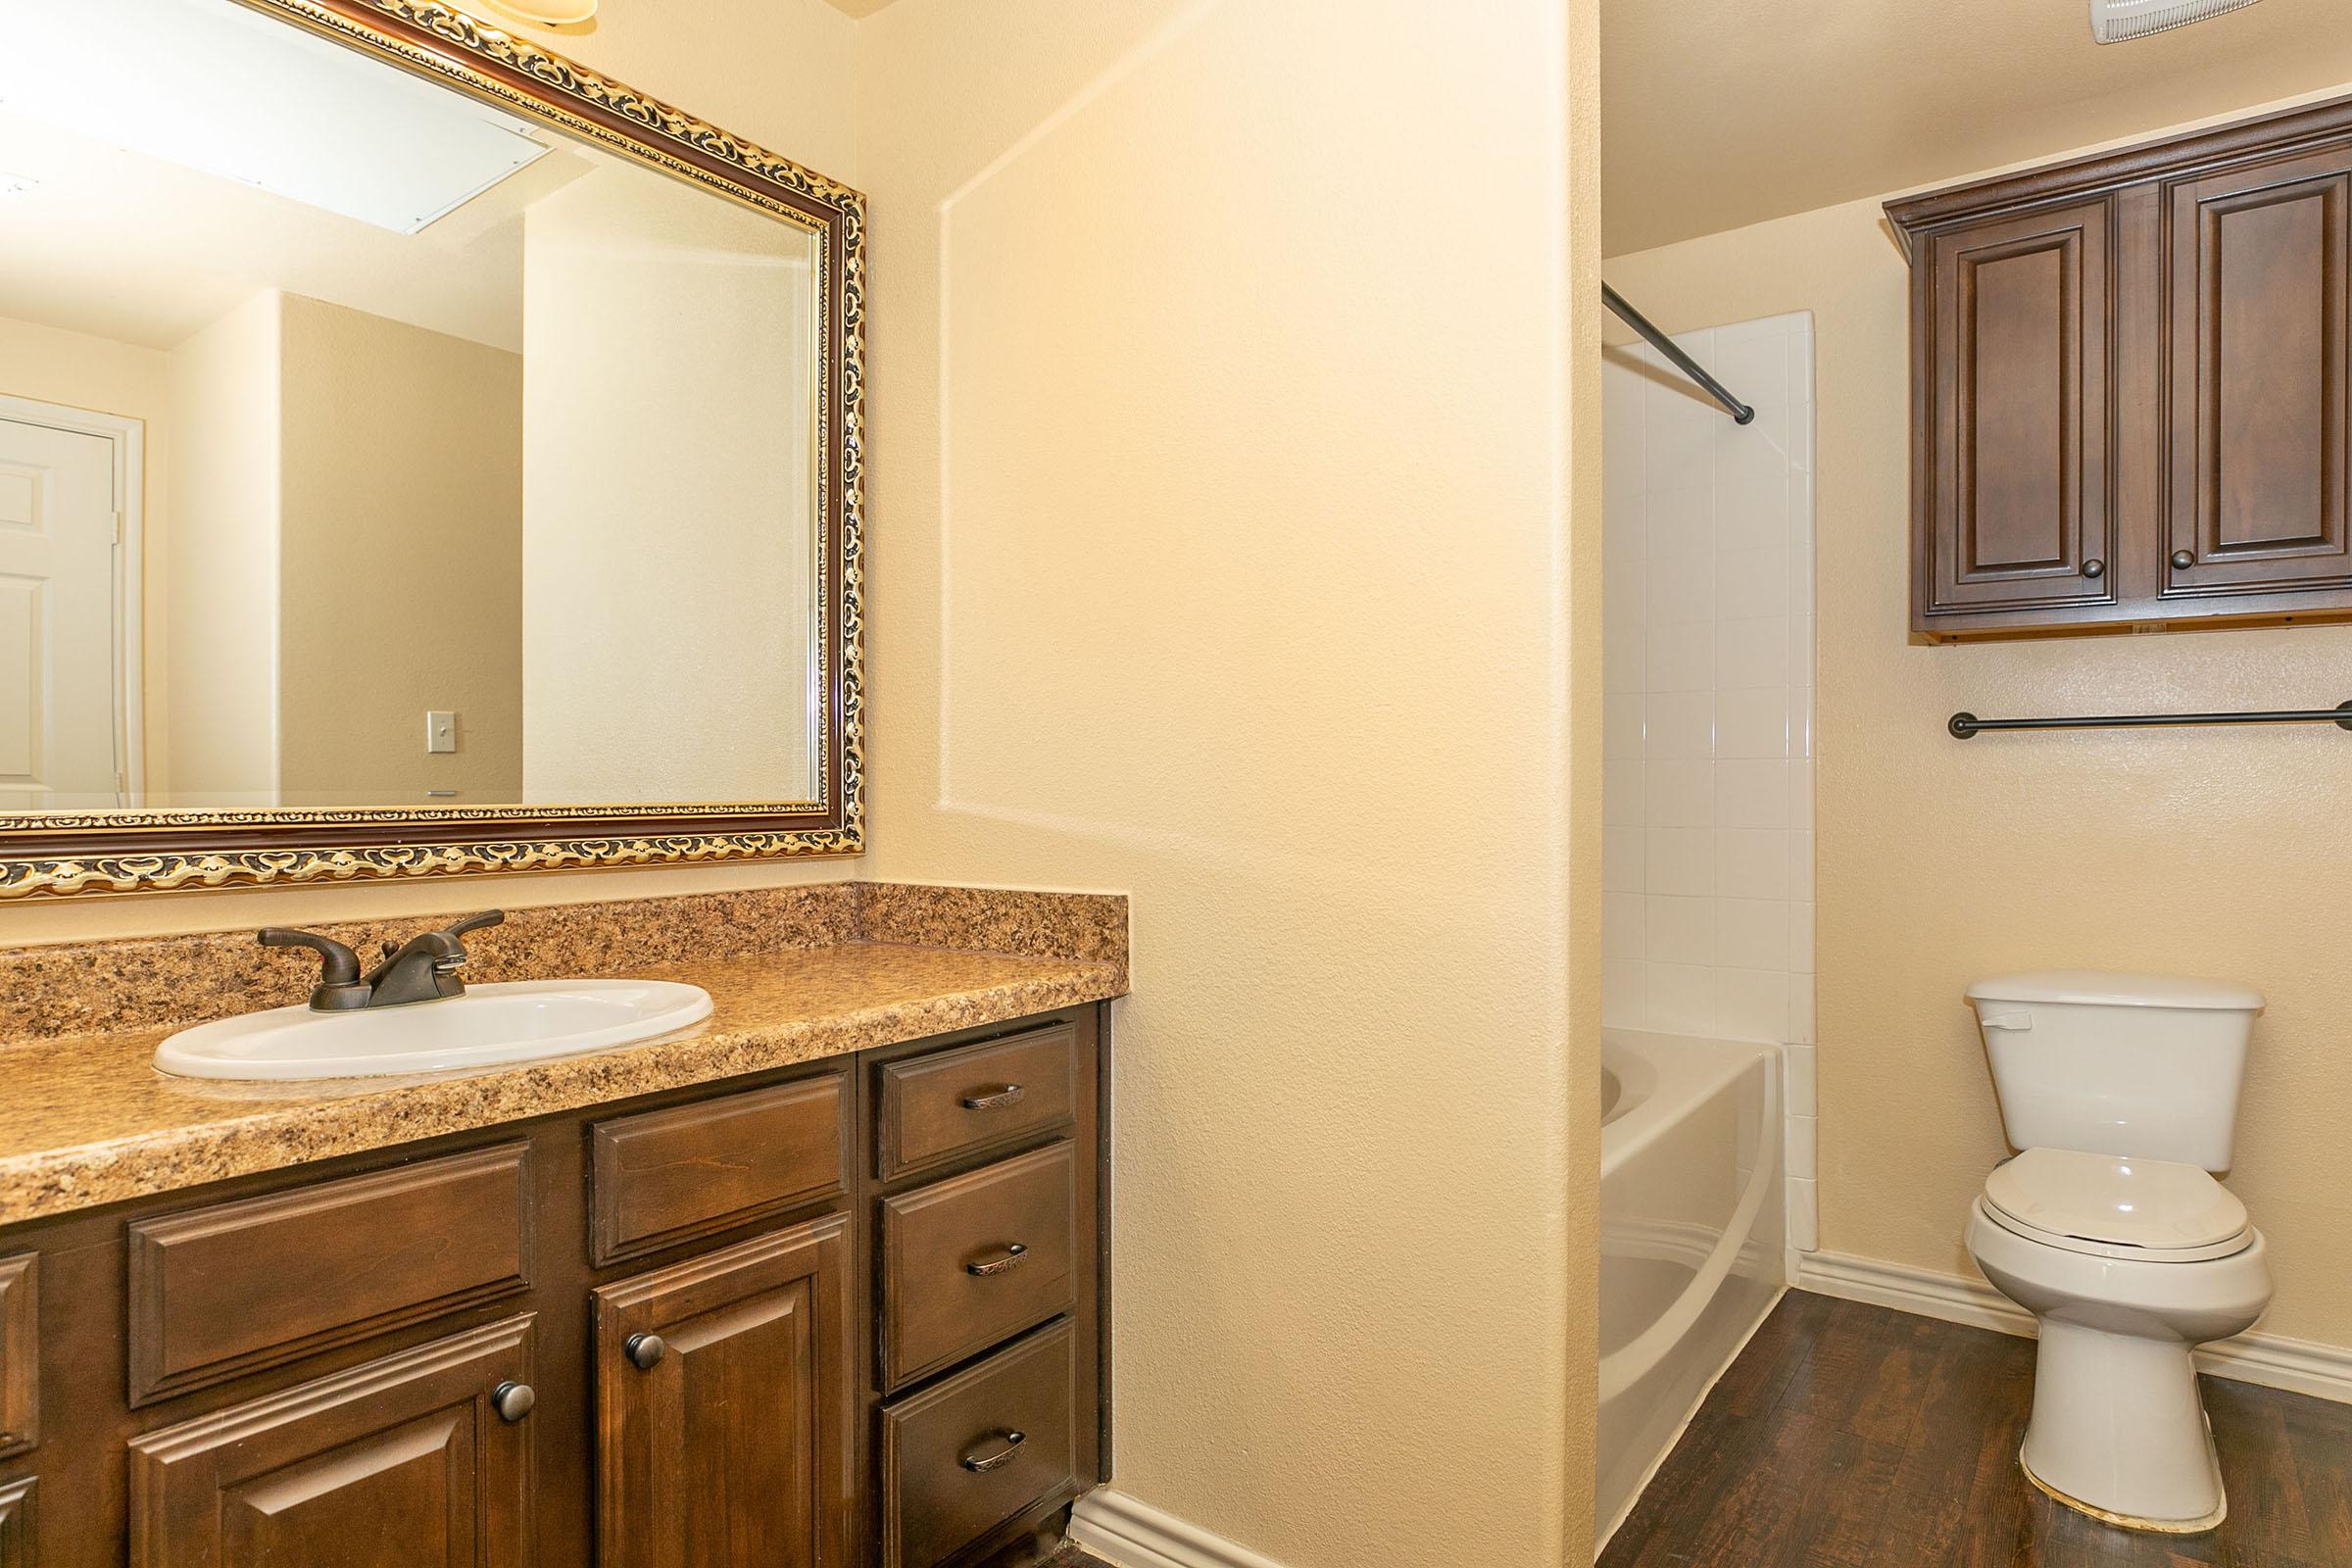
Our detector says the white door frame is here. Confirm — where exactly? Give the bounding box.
[0,393,146,808]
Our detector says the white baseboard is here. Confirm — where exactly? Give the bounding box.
[1795,1249,2352,1404]
[1069,1490,1293,1568]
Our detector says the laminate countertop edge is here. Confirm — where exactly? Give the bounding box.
[0,942,1125,1228]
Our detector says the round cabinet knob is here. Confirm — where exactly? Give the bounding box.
[2082,558,2105,579]
[624,1333,666,1371]
[491,1381,535,1423]
[2172,549,2196,569]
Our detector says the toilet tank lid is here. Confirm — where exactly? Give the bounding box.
[1967,971,2264,1011]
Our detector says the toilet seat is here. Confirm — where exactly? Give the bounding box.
[1982,1148,2254,1263]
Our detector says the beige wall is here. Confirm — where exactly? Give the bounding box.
[855,1,1599,1561]
[0,0,861,946]
[163,291,281,808]
[1603,87,2352,1349]
[0,314,174,792]
[519,162,816,805]
[277,294,524,808]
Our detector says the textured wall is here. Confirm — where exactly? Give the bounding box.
[854,0,1601,1561]
[1603,93,2352,1348]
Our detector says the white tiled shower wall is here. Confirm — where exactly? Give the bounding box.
[1601,311,1818,1260]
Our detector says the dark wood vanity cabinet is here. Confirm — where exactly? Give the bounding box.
[1891,96,2352,639]
[0,1004,1106,1568]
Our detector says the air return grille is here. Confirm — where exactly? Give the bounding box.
[2091,0,2263,43]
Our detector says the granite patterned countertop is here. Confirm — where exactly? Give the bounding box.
[0,884,1126,1227]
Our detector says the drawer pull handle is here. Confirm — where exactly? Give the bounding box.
[965,1243,1029,1277]
[959,1430,1028,1473]
[491,1381,535,1424]
[624,1333,667,1371]
[961,1085,1026,1110]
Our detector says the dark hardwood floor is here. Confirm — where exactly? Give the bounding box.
[1601,1292,2352,1567]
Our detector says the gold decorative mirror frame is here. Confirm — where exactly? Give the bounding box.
[1,0,865,899]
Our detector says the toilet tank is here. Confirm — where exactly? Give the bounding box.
[1966,971,2264,1170]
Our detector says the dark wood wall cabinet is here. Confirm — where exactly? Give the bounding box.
[1889,94,2352,640]
[0,1004,1108,1568]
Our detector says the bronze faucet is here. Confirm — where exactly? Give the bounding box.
[259,911,505,1011]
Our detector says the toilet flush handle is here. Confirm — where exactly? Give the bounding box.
[1979,1012,2034,1032]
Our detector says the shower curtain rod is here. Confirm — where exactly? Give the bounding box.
[1602,282,1755,425]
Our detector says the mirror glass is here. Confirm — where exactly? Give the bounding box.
[0,0,825,812]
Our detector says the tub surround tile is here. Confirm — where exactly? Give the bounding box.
[1787,1176,1819,1251]
[1602,895,1647,961]
[1786,903,1816,973]
[1602,316,1813,1046]
[0,883,1128,1226]
[1788,982,1817,1047]
[1715,899,1788,972]
[1602,960,1647,1028]
[1604,827,1647,894]
[1712,967,1787,1043]
[1644,828,1713,898]
[1646,961,1715,1035]
[1781,1042,1816,1117]
[1784,1112,1816,1180]
[1714,829,1788,901]
[1645,897,1715,967]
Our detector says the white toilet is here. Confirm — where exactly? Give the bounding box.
[1963,971,2273,1535]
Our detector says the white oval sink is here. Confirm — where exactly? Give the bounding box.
[154,979,713,1081]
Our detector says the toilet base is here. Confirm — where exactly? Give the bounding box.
[2021,1440,2225,1536]
[2018,1321,2228,1534]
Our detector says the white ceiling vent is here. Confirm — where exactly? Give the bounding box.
[2091,0,2264,43]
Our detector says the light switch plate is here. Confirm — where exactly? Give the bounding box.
[425,710,459,754]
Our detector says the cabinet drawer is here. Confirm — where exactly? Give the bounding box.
[881,1143,1076,1391]
[128,1143,533,1406]
[590,1072,849,1265]
[880,1319,1077,1568]
[877,1022,1077,1180]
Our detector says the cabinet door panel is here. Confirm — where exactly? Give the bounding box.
[1925,199,2117,618]
[128,1316,535,1568]
[2167,146,2352,598]
[594,1214,853,1568]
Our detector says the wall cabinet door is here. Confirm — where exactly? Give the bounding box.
[593,1214,853,1568]
[1920,198,2118,625]
[128,1316,536,1568]
[1892,99,2352,637]
[2165,143,2352,603]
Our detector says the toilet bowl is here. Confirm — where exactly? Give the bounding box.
[1963,972,2272,1534]
[1966,1165,2271,1531]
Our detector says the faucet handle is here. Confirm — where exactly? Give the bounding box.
[258,928,370,1011]
[439,910,505,942]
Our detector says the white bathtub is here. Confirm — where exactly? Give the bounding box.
[1593,1028,1785,1550]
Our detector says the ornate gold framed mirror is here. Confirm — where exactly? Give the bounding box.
[0,0,863,897]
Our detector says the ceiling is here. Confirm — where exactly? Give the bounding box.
[1602,0,2352,256]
